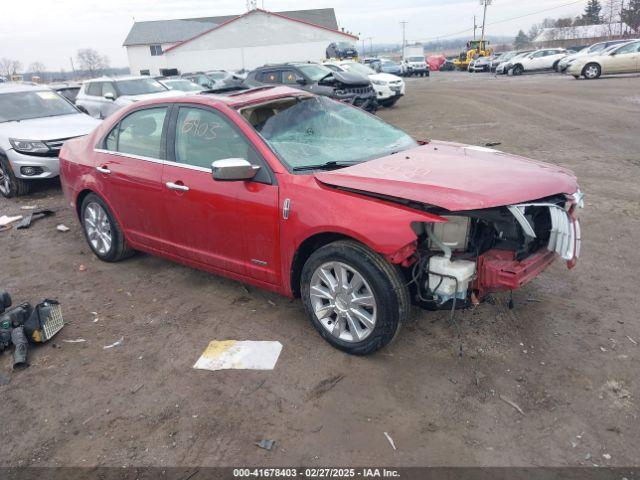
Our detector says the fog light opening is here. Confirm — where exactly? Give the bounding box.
[20,166,43,176]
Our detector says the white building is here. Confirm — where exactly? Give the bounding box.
[123,8,358,76]
[531,23,631,48]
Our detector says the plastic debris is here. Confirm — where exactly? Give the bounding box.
[193,340,282,371]
[78,265,86,272]
[256,440,275,451]
[500,395,525,415]
[383,432,397,450]
[103,337,124,349]
[56,224,70,232]
[626,336,638,346]
[602,453,611,460]
[20,205,37,210]
[62,338,86,343]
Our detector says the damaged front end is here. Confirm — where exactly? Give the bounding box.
[406,191,583,309]
[320,71,378,113]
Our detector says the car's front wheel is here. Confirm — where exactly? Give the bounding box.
[512,65,524,76]
[80,193,134,262]
[0,155,31,198]
[583,63,601,80]
[300,240,410,355]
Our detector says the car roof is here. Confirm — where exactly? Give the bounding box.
[0,82,52,94]
[84,75,154,83]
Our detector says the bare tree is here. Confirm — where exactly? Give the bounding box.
[28,61,46,76]
[603,0,623,35]
[76,48,109,77]
[0,58,22,78]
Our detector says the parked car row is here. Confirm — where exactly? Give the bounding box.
[470,38,640,80]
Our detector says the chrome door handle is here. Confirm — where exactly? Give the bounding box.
[96,166,111,174]
[165,182,189,192]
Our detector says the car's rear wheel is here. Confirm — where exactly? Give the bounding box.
[300,240,409,355]
[583,63,601,80]
[0,155,31,198]
[80,193,134,262]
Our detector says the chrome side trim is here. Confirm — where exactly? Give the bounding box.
[282,198,291,220]
[93,148,212,173]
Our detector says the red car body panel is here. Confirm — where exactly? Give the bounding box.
[59,87,580,301]
[315,141,578,211]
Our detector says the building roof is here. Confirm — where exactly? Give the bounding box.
[124,8,341,46]
[532,23,630,43]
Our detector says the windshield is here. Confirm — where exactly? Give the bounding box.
[336,42,355,49]
[296,64,333,82]
[381,60,399,67]
[254,96,417,170]
[500,52,517,61]
[116,78,167,96]
[0,90,77,122]
[341,62,375,76]
[163,80,203,91]
[407,56,425,62]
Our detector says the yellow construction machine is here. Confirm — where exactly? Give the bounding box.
[453,40,493,71]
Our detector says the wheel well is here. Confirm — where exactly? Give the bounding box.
[290,232,354,297]
[75,189,95,219]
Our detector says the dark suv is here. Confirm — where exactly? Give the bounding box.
[246,63,377,112]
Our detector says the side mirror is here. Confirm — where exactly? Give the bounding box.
[76,105,89,114]
[609,51,617,56]
[104,92,116,101]
[296,78,307,85]
[211,158,259,181]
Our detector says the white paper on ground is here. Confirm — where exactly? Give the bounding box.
[0,215,23,226]
[193,340,282,371]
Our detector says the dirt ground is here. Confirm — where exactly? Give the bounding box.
[1,71,639,468]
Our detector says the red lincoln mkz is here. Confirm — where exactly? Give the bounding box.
[60,86,583,355]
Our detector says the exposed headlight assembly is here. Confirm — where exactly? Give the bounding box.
[9,139,50,154]
[411,217,471,253]
[371,79,387,86]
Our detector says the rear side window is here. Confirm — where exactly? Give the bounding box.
[260,71,281,84]
[104,107,168,159]
[102,82,116,98]
[86,82,102,96]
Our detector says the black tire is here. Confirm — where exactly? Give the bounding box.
[582,62,601,80]
[381,98,399,108]
[553,60,560,72]
[512,64,524,76]
[0,155,31,198]
[300,240,410,355]
[573,75,580,80]
[80,193,135,262]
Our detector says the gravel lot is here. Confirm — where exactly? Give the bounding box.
[1,71,639,467]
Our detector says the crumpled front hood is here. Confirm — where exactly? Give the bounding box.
[326,71,370,86]
[314,141,578,211]
[1,113,101,141]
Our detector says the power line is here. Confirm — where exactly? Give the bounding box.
[415,0,586,42]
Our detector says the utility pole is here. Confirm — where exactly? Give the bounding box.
[473,16,478,40]
[365,37,373,56]
[480,0,492,45]
[400,21,408,59]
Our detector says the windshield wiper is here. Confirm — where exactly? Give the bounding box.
[292,161,358,172]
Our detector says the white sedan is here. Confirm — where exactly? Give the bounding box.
[510,49,570,75]
[568,40,640,79]
[324,61,405,107]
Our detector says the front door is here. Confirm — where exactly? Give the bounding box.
[605,42,640,74]
[161,105,280,284]
[94,106,170,252]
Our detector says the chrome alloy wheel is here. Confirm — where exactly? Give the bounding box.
[309,261,377,343]
[0,162,10,196]
[584,64,600,79]
[83,202,112,256]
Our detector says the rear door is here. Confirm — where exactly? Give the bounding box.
[79,82,104,118]
[94,106,170,252]
[161,104,280,283]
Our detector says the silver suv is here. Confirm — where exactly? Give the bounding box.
[0,83,100,197]
[75,76,178,119]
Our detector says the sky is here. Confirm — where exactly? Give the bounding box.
[0,0,588,71]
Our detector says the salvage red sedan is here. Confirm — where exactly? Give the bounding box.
[60,86,583,355]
